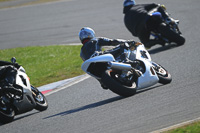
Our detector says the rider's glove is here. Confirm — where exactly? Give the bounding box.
[126,41,142,51]
[13,63,20,69]
[160,4,166,10]
[124,40,135,50]
[126,40,135,46]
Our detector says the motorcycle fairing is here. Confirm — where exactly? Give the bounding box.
[136,59,159,90]
[14,66,36,114]
[132,45,159,89]
[81,54,115,73]
[135,44,152,61]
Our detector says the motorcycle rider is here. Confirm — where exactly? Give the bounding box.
[0,60,22,96]
[79,27,142,88]
[123,0,177,49]
[79,27,139,61]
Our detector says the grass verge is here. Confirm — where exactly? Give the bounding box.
[0,0,12,2]
[164,121,200,133]
[0,0,62,9]
[0,45,84,87]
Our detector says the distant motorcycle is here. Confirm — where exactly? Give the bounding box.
[0,57,48,124]
[82,42,172,97]
[149,7,185,46]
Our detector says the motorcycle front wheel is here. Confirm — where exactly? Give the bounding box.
[0,97,15,124]
[158,23,185,46]
[101,69,137,97]
[31,86,48,111]
[152,62,172,84]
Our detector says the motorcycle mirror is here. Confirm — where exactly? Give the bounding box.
[11,57,16,63]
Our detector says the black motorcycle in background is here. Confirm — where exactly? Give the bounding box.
[149,7,185,47]
[0,57,48,124]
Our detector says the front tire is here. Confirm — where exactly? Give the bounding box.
[152,62,172,84]
[101,70,137,97]
[31,86,48,111]
[158,23,185,46]
[34,92,48,111]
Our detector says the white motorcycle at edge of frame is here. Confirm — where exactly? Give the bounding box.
[0,57,48,124]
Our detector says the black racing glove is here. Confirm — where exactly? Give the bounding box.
[126,41,143,50]
[13,63,21,69]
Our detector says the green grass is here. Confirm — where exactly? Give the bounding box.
[0,0,12,2]
[164,121,200,133]
[0,45,84,87]
[0,0,61,9]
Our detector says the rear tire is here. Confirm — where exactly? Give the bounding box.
[101,70,136,97]
[0,99,15,123]
[158,23,185,46]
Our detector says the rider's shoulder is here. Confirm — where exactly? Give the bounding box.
[89,37,99,43]
[97,37,112,42]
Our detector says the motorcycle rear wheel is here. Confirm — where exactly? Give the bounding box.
[0,98,15,123]
[101,69,137,97]
[158,23,185,46]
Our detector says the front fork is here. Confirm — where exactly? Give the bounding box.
[31,85,39,97]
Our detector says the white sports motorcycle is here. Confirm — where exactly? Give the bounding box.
[82,42,172,97]
[0,57,48,123]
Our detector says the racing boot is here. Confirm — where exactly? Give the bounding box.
[100,83,108,90]
[97,79,108,90]
[131,68,142,78]
[126,60,142,78]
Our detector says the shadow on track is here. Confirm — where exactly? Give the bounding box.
[44,96,124,119]
[136,84,163,94]
[14,112,39,121]
[148,44,180,54]
[44,85,164,120]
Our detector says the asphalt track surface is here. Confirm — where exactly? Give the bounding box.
[0,0,200,133]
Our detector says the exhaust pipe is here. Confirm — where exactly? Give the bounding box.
[108,62,132,70]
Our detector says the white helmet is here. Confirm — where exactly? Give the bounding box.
[123,0,136,7]
[79,27,95,43]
